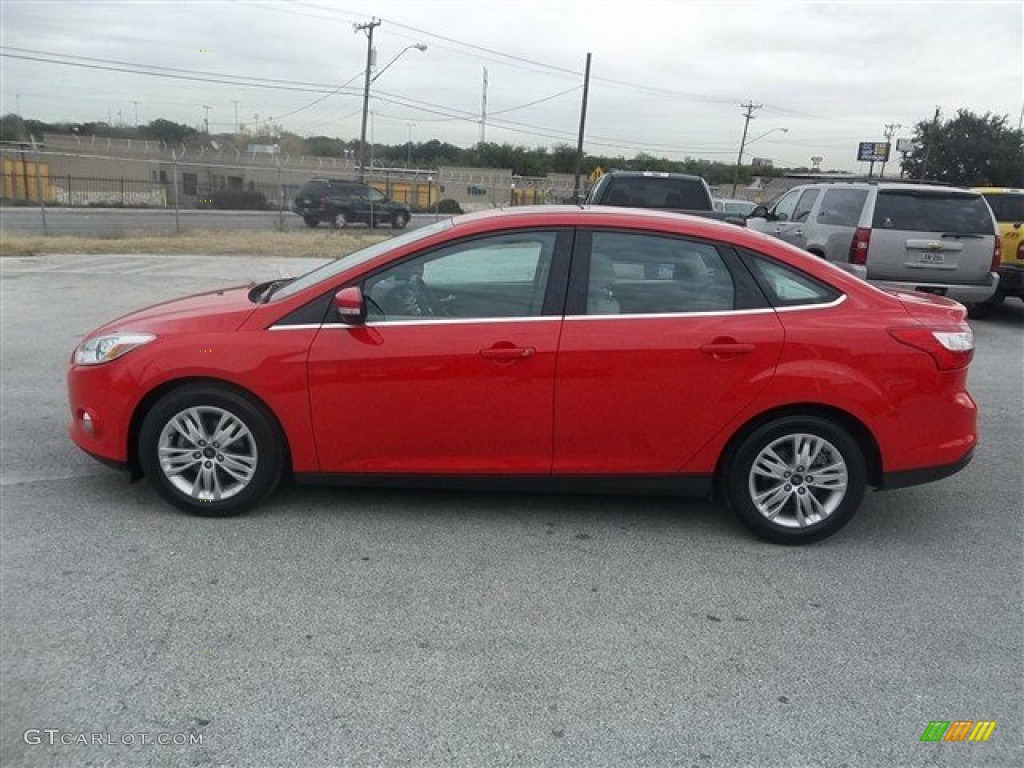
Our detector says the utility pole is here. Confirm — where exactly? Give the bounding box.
[202,104,212,134]
[920,106,941,181]
[479,67,488,144]
[406,122,415,168]
[232,100,240,133]
[731,102,762,197]
[355,17,381,182]
[572,53,592,203]
[879,122,902,178]
[132,100,139,128]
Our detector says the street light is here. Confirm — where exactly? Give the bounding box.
[406,122,416,169]
[357,42,427,181]
[731,127,787,196]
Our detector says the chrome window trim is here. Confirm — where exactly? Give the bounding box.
[268,294,845,330]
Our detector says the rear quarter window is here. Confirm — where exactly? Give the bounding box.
[740,249,841,308]
[872,191,994,234]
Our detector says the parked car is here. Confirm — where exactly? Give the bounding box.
[68,207,977,545]
[970,186,1024,315]
[713,198,758,216]
[586,171,744,224]
[292,178,411,229]
[746,182,999,314]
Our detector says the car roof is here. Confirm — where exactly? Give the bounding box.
[444,205,795,254]
[796,180,976,194]
[600,171,704,181]
[970,187,1024,195]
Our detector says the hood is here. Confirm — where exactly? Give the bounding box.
[93,285,259,336]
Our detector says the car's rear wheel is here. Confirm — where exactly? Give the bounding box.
[724,415,866,544]
[392,211,410,229]
[303,215,319,228]
[139,385,283,517]
[330,211,348,229]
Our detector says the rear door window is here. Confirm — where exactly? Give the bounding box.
[817,189,868,226]
[584,231,735,314]
[872,191,995,234]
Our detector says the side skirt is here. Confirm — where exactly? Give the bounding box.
[293,472,714,498]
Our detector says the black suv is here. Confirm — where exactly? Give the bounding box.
[292,179,411,229]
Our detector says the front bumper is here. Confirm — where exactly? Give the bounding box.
[67,362,139,466]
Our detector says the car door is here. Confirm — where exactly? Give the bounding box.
[306,229,571,474]
[553,229,785,474]
[781,188,821,250]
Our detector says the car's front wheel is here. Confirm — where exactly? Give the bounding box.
[303,215,319,228]
[392,211,410,229]
[723,415,866,544]
[139,385,284,517]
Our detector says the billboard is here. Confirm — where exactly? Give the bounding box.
[857,142,891,162]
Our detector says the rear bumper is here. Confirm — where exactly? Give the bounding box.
[880,448,974,490]
[996,264,1024,297]
[872,273,999,304]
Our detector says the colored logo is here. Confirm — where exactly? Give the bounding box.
[920,720,996,742]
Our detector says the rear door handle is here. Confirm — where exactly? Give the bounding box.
[700,342,755,359]
[480,346,535,360]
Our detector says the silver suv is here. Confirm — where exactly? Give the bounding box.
[747,182,999,310]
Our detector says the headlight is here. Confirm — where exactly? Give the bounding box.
[73,333,155,365]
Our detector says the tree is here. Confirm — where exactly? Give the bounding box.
[901,109,1023,186]
[140,118,197,145]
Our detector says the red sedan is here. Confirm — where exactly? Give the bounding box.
[68,207,977,544]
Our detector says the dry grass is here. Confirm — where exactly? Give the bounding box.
[0,229,392,258]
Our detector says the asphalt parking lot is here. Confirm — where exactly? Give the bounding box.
[2,253,1021,767]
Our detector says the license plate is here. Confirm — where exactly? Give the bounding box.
[918,253,945,264]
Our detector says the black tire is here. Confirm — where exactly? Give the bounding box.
[329,211,348,229]
[392,210,410,230]
[138,385,284,517]
[966,291,1003,319]
[723,415,866,545]
[303,216,319,228]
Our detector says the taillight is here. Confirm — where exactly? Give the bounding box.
[1018,240,1023,260]
[990,236,1002,271]
[888,326,974,371]
[849,227,871,265]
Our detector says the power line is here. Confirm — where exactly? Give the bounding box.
[276,3,809,113]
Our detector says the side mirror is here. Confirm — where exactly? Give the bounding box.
[750,205,769,219]
[334,286,366,324]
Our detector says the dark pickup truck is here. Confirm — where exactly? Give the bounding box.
[585,171,744,225]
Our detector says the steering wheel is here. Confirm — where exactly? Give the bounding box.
[408,276,443,317]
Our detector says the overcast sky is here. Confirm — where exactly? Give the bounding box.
[1,0,1021,171]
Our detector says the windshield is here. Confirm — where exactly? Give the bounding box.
[271,218,454,301]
